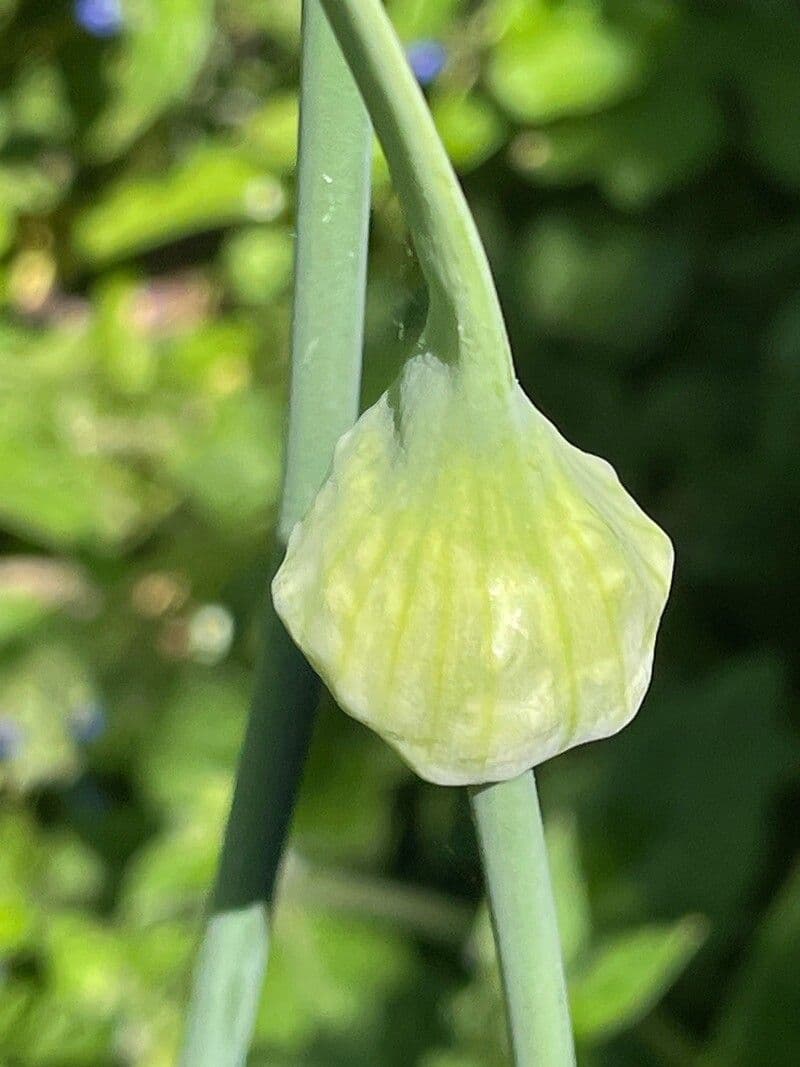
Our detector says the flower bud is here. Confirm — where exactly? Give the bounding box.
[273,354,673,785]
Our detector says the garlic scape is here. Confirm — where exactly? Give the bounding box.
[273,353,673,785]
[273,0,674,786]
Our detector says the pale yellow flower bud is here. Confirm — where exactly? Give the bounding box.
[273,354,673,785]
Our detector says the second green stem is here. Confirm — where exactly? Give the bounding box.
[178,4,371,1064]
[319,0,577,1063]
[471,773,576,1066]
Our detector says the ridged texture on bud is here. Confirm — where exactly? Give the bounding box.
[272,354,673,785]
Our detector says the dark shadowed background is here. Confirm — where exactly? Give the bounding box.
[0,1,798,1064]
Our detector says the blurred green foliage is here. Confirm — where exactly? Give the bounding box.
[0,0,798,1064]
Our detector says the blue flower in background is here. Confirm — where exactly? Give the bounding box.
[407,40,447,86]
[0,720,24,762]
[70,702,107,745]
[74,0,124,37]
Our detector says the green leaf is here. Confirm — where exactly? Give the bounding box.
[705,863,800,1066]
[0,160,71,216]
[487,1,643,123]
[41,836,105,909]
[2,987,114,1066]
[0,814,44,956]
[512,81,723,209]
[0,592,51,647]
[89,0,215,159]
[230,0,301,44]
[160,391,282,528]
[255,907,415,1054]
[122,824,220,926]
[138,669,248,818]
[570,917,705,1042]
[0,894,36,955]
[163,316,259,392]
[0,320,175,551]
[10,62,73,143]
[0,430,174,552]
[387,0,465,39]
[546,814,592,968]
[44,912,128,1019]
[74,145,284,265]
[0,814,104,953]
[89,274,158,396]
[432,92,505,173]
[592,656,797,927]
[221,226,295,306]
[244,93,300,174]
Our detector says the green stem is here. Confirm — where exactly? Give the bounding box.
[279,3,372,539]
[471,773,576,1067]
[319,3,575,1063]
[178,5,371,1064]
[319,0,514,398]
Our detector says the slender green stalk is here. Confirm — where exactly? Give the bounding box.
[278,2,372,541]
[178,5,371,1064]
[318,2,576,1061]
[320,0,514,399]
[471,775,576,1066]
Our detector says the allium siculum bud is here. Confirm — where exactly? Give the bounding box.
[273,353,673,785]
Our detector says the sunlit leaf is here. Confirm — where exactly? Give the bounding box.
[570,918,705,1041]
[487,1,643,123]
[74,145,283,264]
[221,226,294,306]
[89,0,215,159]
[432,92,505,172]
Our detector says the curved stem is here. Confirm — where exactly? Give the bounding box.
[471,773,576,1067]
[319,3,575,1062]
[178,5,371,1064]
[320,0,515,398]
